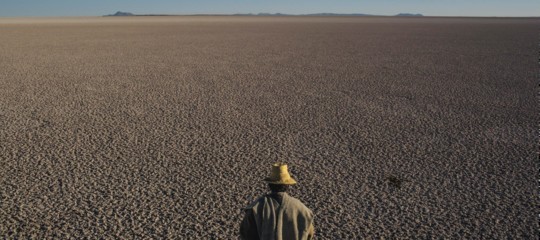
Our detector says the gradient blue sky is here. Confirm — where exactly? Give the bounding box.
[0,0,538,17]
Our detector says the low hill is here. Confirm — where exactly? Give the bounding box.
[104,11,134,16]
[396,13,424,17]
[103,12,423,17]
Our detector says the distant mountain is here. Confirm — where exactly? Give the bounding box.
[257,13,289,16]
[232,13,291,16]
[233,12,423,17]
[395,13,423,17]
[104,11,134,16]
[103,12,423,17]
[234,13,373,16]
[305,13,373,16]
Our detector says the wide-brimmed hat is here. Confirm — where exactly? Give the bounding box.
[264,163,297,185]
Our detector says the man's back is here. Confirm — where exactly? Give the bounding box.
[241,192,314,240]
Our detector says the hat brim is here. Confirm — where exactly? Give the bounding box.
[264,178,297,185]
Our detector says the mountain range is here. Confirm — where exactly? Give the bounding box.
[104,11,423,17]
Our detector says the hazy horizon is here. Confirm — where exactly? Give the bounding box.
[0,0,539,17]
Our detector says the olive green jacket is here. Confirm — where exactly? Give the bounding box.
[240,192,314,240]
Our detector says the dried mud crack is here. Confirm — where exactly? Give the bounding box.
[0,16,538,238]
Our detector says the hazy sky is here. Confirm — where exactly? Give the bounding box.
[0,0,538,17]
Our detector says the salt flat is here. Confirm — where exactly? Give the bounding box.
[0,16,538,238]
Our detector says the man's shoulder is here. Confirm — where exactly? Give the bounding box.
[284,194,313,216]
[284,194,308,207]
[243,195,267,211]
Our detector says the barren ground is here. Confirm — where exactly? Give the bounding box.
[0,16,538,238]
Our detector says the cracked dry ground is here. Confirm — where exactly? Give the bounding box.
[0,16,538,238]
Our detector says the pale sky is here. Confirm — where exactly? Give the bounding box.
[0,0,538,17]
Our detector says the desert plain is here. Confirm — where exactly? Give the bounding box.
[0,16,538,238]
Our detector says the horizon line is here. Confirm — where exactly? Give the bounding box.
[2,12,539,18]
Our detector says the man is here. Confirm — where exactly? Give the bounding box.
[240,163,315,240]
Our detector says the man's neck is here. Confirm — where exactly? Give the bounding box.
[268,192,287,204]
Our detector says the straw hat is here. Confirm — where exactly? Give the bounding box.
[264,163,297,185]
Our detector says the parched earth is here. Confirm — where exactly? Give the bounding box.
[0,16,538,238]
